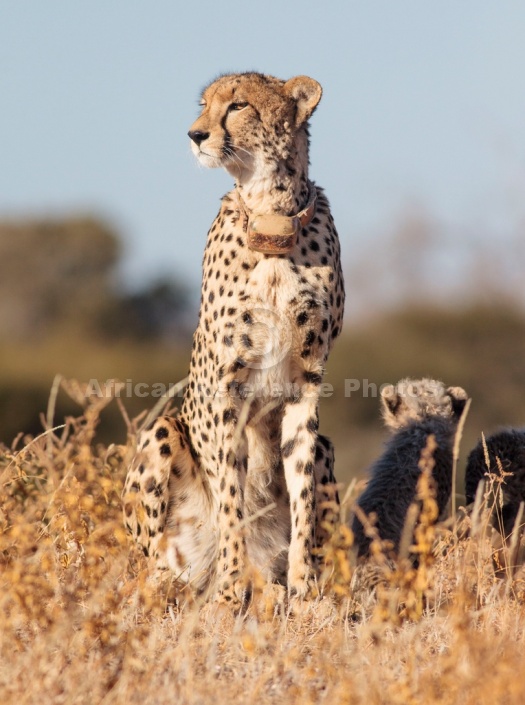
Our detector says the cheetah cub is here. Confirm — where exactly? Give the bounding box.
[351,378,468,558]
[123,73,345,605]
[466,429,525,538]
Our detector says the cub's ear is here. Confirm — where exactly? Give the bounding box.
[380,384,400,423]
[283,76,323,126]
[447,386,469,419]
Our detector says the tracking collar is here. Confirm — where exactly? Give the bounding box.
[235,184,317,255]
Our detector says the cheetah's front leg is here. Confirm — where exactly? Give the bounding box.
[313,434,339,551]
[281,376,323,598]
[215,400,250,606]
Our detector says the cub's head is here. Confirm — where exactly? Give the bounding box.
[380,378,469,431]
[188,72,322,176]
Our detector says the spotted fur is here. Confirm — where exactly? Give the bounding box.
[123,72,344,604]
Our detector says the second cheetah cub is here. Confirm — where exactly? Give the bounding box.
[351,378,469,558]
[466,428,525,538]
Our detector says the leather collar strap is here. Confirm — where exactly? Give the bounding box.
[236,185,317,255]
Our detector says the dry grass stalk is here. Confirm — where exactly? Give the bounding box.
[1,381,525,704]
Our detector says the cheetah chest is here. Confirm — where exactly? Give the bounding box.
[224,258,329,400]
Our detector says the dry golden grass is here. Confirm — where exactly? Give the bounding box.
[2,383,525,705]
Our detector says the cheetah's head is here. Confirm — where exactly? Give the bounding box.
[380,378,469,431]
[188,72,322,179]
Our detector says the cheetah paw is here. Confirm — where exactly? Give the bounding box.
[250,583,286,619]
[216,579,252,613]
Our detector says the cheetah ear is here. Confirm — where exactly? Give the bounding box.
[283,76,323,126]
[447,386,469,419]
[380,385,400,426]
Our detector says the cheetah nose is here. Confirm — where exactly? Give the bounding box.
[188,130,209,146]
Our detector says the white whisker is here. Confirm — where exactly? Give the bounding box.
[223,147,250,170]
[233,145,253,158]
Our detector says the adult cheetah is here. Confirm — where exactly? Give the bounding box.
[123,72,345,605]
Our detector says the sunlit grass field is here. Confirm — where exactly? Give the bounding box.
[2,381,525,705]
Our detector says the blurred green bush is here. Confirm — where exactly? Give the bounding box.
[1,216,524,503]
[2,303,525,502]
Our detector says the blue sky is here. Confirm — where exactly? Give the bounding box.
[2,1,525,294]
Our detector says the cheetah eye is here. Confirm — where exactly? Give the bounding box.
[228,102,248,112]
